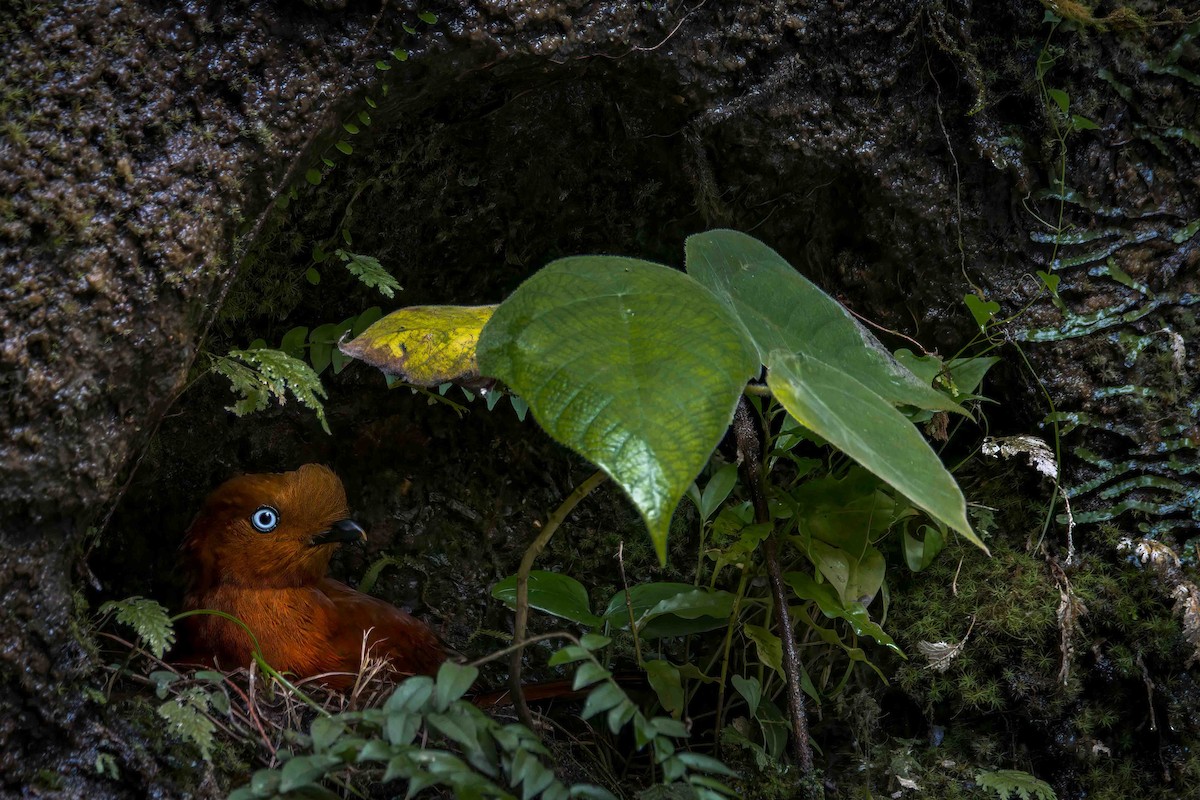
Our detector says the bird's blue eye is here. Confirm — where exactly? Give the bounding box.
[251,506,279,533]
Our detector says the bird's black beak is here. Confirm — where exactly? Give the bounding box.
[311,518,367,547]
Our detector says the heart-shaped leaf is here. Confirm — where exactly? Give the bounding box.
[477,257,759,561]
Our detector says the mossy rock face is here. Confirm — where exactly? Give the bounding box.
[872,462,1200,798]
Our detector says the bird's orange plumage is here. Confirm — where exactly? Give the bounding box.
[179,464,444,688]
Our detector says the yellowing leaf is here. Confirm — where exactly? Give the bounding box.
[340,305,497,387]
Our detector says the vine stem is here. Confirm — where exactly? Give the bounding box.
[509,470,608,728]
[733,398,815,778]
[171,609,330,716]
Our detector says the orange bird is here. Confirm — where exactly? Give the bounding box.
[178,464,445,688]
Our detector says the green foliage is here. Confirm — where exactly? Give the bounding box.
[548,637,737,798]
[156,687,218,761]
[463,230,981,562]
[223,658,731,800]
[767,350,982,551]
[977,769,1057,800]
[213,347,329,433]
[99,596,174,659]
[334,248,400,298]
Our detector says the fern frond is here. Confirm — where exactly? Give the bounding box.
[99,596,175,659]
[337,249,401,298]
[214,348,329,433]
[977,769,1057,800]
[158,688,217,761]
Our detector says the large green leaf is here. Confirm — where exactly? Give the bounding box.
[477,257,759,561]
[602,582,735,638]
[686,229,962,413]
[491,570,602,626]
[767,350,985,552]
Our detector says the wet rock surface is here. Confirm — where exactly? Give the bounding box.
[2,0,1198,796]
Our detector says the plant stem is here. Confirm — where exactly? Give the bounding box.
[714,567,750,740]
[733,398,815,777]
[509,469,608,729]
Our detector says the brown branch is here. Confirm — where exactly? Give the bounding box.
[733,398,815,778]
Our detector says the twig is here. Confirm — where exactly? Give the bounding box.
[732,398,815,779]
[617,541,643,666]
[467,632,581,670]
[509,470,608,728]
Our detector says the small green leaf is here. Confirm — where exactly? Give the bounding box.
[1071,114,1099,131]
[352,306,384,338]
[426,711,479,750]
[384,676,434,714]
[335,249,400,298]
[784,572,900,653]
[579,633,611,651]
[946,356,1000,397]
[902,523,946,572]
[548,645,590,666]
[375,60,391,70]
[580,683,626,720]
[385,713,420,747]
[435,662,479,709]
[310,717,344,754]
[572,662,611,690]
[1037,270,1059,293]
[305,168,322,185]
[1046,88,1070,114]
[676,752,737,777]
[644,660,684,717]
[731,674,761,719]
[392,48,409,62]
[603,583,734,637]
[249,769,281,796]
[149,670,179,699]
[492,571,602,626]
[418,10,437,23]
[700,463,739,521]
[335,140,353,155]
[157,698,215,761]
[280,326,308,359]
[342,122,360,135]
[743,624,783,679]
[215,348,329,433]
[963,293,1000,330]
[280,754,342,793]
[305,266,321,285]
[1171,219,1199,244]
